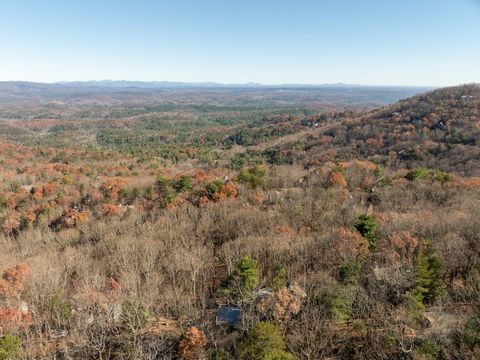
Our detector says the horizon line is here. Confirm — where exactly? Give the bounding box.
[0,79,450,89]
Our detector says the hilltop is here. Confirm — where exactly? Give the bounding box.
[256,84,480,175]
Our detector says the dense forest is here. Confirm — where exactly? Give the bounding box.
[0,84,479,359]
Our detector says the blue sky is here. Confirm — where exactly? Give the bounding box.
[0,0,479,85]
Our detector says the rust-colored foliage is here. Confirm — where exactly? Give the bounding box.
[57,195,76,207]
[380,231,419,266]
[373,212,389,226]
[222,182,237,198]
[194,170,208,184]
[104,277,121,293]
[354,160,377,171]
[101,178,128,201]
[212,182,238,202]
[177,326,208,360]
[0,263,30,298]
[24,210,37,224]
[336,187,350,202]
[329,171,347,188]
[0,307,32,333]
[329,228,369,264]
[32,186,43,201]
[198,196,209,207]
[75,211,89,224]
[42,182,56,196]
[257,287,302,322]
[59,208,89,228]
[99,203,124,217]
[166,195,185,210]
[5,195,18,209]
[86,187,104,203]
[457,177,480,188]
[2,212,21,235]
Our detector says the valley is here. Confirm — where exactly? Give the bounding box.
[0,83,479,359]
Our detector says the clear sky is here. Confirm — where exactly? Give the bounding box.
[0,0,479,86]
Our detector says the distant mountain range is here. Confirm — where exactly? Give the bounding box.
[3,80,434,90]
[0,81,436,107]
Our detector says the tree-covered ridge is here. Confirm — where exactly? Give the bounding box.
[0,85,479,358]
[259,84,480,175]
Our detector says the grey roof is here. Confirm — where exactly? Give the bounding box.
[216,305,241,325]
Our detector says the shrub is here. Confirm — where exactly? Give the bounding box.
[433,170,453,184]
[121,300,149,335]
[1,214,20,236]
[466,260,480,294]
[130,186,142,200]
[353,214,378,251]
[338,261,362,284]
[0,263,30,298]
[454,312,480,350]
[256,287,302,323]
[208,349,232,360]
[405,167,430,181]
[407,241,446,312]
[263,350,296,360]
[220,256,260,301]
[330,228,370,265]
[178,326,208,360]
[383,231,419,265]
[328,171,347,188]
[156,176,170,192]
[238,321,295,360]
[0,335,21,360]
[205,180,224,198]
[173,175,193,193]
[405,167,453,184]
[353,319,368,337]
[316,287,353,322]
[118,187,130,199]
[159,187,177,208]
[272,266,287,289]
[237,257,260,291]
[412,340,441,360]
[99,203,124,217]
[215,182,238,200]
[237,165,266,189]
[144,185,154,200]
[373,167,392,187]
[0,307,32,333]
[47,291,72,328]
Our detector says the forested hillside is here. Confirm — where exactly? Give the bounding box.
[253,85,480,175]
[0,84,479,359]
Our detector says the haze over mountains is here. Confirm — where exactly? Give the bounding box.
[55,80,435,89]
[0,80,432,109]
[0,80,433,94]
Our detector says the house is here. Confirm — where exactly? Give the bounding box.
[216,305,241,326]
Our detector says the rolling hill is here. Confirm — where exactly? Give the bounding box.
[258,84,480,175]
